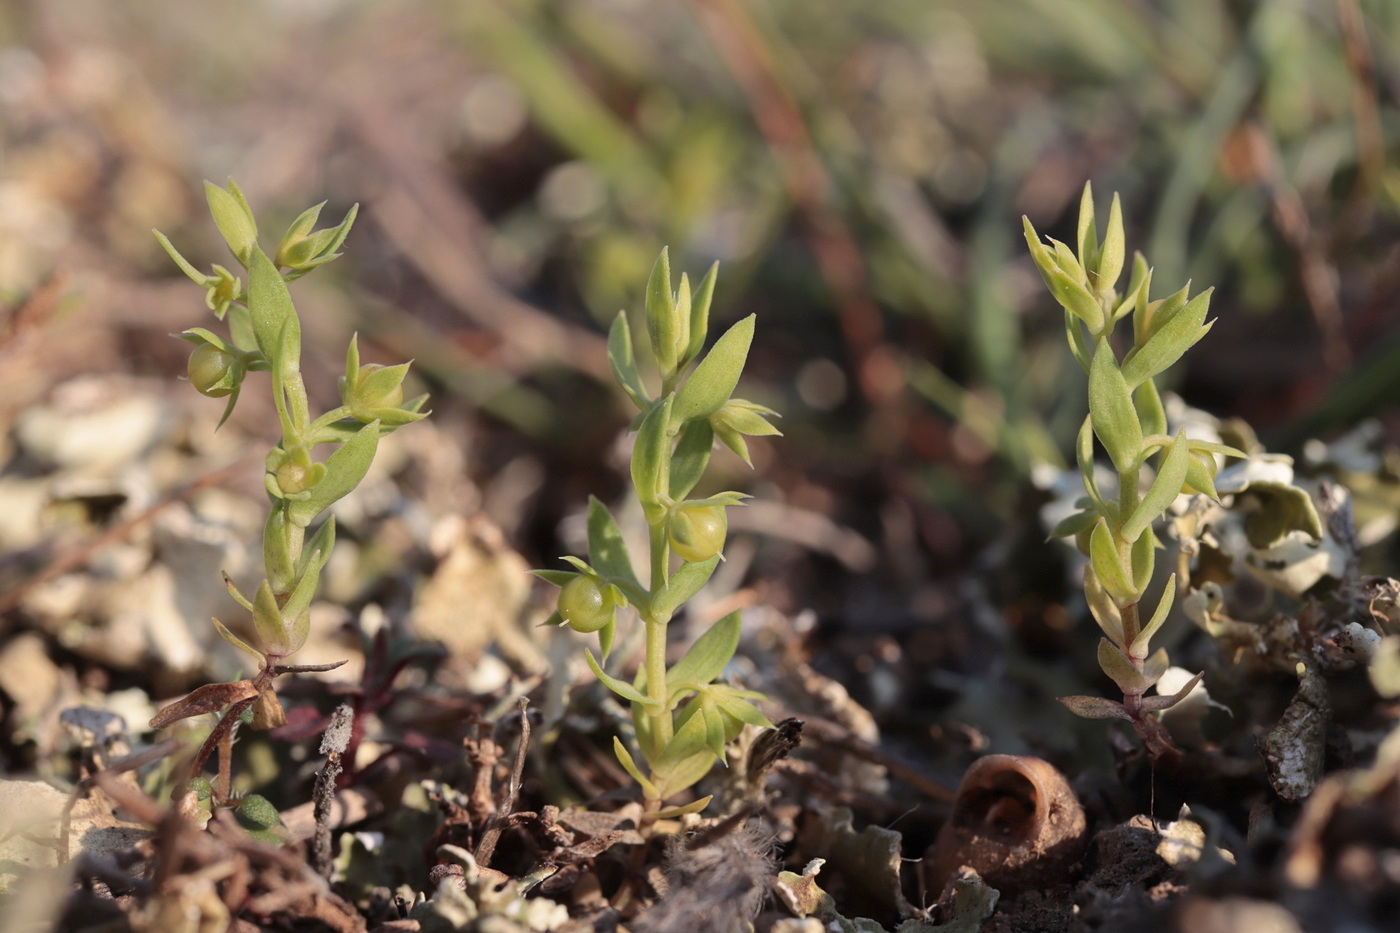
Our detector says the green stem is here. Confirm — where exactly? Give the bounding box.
[644,521,674,755]
[285,371,311,442]
[644,616,672,752]
[1117,468,1139,531]
[282,519,305,588]
[307,406,352,439]
[1119,601,1142,658]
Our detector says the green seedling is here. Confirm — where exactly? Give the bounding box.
[535,248,780,818]
[1026,184,1244,767]
[149,181,426,802]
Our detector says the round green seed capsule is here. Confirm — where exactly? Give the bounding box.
[187,343,237,397]
[276,461,311,495]
[668,505,727,563]
[557,576,615,633]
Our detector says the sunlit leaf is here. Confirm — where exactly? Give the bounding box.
[1089,339,1142,474]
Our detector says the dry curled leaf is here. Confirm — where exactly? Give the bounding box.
[149,680,259,729]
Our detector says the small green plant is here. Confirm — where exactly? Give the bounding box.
[149,181,427,801]
[1025,185,1244,766]
[535,248,779,817]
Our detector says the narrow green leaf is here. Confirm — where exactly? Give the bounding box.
[1023,217,1058,282]
[296,517,335,579]
[177,327,235,351]
[1090,520,1135,604]
[531,569,578,588]
[213,618,264,662]
[1045,263,1104,333]
[1065,310,1091,373]
[587,496,640,588]
[153,230,209,286]
[652,705,713,774]
[1130,254,1153,342]
[1076,182,1097,269]
[560,555,596,575]
[671,315,755,425]
[1187,440,1247,458]
[263,508,295,595]
[1184,451,1219,499]
[585,649,658,709]
[607,311,650,410]
[286,420,380,526]
[1077,415,1107,513]
[715,400,781,436]
[668,611,741,686]
[1133,378,1167,439]
[320,204,357,256]
[205,180,258,264]
[702,701,727,760]
[1088,339,1142,474]
[252,579,290,654]
[247,246,300,366]
[598,617,616,662]
[651,556,720,619]
[652,796,714,819]
[1048,509,1099,539]
[281,202,324,248]
[685,261,719,365]
[281,548,326,624]
[1050,238,1086,284]
[680,491,748,509]
[1130,527,1156,594]
[224,574,254,612]
[1131,574,1176,659]
[630,397,673,513]
[1096,193,1124,289]
[714,693,773,729]
[1122,288,1213,388]
[1084,565,1125,646]
[674,273,692,360]
[645,248,683,375]
[1122,429,1191,542]
[1112,254,1149,322]
[613,736,658,797]
[668,420,714,500]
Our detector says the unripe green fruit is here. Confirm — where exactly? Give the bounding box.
[188,343,236,397]
[558,576,615,633]
[276,461,311,495]
[668,505,727,563]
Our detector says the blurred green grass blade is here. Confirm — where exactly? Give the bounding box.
[458,1,664,201]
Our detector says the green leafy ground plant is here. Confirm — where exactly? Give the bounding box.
[149,181,426,805]
[536,249,779,818]
[1026,185,1244,767]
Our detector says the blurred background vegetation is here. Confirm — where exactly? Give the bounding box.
[4,0,1400,660]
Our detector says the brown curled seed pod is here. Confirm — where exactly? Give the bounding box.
[922,754,1087,897]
